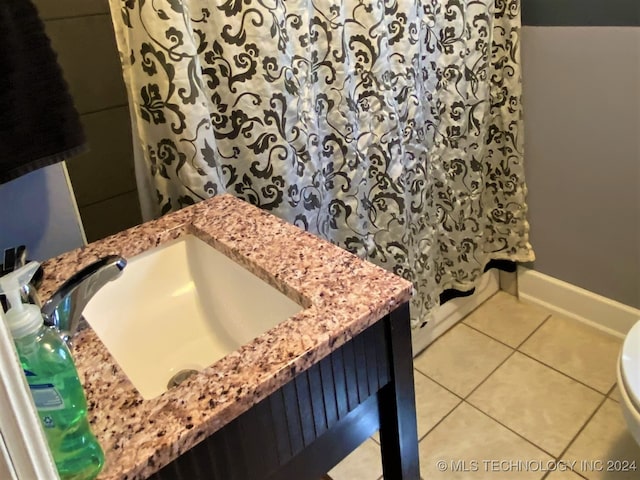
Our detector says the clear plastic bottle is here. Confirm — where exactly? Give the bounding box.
[0,262,104,480]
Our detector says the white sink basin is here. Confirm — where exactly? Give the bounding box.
[83,234,302,399]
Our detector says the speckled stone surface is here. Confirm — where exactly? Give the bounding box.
[40,195,412,480]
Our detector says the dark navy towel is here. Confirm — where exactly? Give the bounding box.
[0,0,86,184]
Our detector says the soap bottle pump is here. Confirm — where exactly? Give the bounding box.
[0,262,104,480]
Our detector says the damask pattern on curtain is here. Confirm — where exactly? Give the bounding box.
[108,0,535,328]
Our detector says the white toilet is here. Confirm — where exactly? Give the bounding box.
[617,320,640,445]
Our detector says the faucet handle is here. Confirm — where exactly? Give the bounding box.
[41,255,127,344]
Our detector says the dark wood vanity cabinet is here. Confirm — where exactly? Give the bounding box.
[150,302,419,480]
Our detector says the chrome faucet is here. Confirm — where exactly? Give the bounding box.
[41,255,127,346]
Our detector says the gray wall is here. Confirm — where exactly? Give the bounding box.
[521,26,640,308]
[33,0,142,242]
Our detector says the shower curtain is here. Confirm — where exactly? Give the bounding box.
[108,0,535,328]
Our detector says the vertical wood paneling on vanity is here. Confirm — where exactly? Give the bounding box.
[318,359,339,430]
[149,320,391,480]
[268,388,291,464]
[341,340,360,412]
[307,366,328,438]
[294,374,316,447]
[329,349,349,420]
[281,381,305,457]
[353,334,370,402]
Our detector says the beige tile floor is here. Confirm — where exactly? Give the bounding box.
[328,291,640,480]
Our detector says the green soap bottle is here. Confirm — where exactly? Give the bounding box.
[0,262,104,480]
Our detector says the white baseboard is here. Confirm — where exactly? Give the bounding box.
[517,267,639,339]
[412,270,500,356]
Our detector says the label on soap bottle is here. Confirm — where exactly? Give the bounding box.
[29,383,65,412]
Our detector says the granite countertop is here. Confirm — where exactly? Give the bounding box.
[39,194,413,480]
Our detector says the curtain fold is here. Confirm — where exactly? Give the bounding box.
[108,0,534,328]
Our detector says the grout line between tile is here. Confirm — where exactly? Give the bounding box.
[412,369,464,442]
[515,350,610,397]
[460,290,501,325]
[540,468,591,480]
[460,342,600,459]
[462,322,517,349]
[417,397,464,443]
[412,367,464,402]
[461,348,517,400]
[434,314,609,474]
[412,321,519,403]
[514,313,553,350]
[462,311,552,352]
[606,383,620,403]
[551,394,609,478]
[465,400,558,459]
[413,319,520,427]
[413,306,604,480]
[464,345,608,463]
[417,309,552,404]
